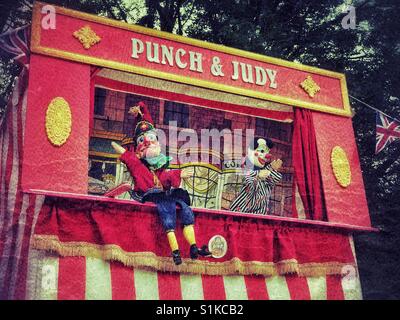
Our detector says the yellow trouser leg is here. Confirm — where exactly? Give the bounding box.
[183,224,196,246]
[166,231,179,252]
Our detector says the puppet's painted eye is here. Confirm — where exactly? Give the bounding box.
[137,136,144,144]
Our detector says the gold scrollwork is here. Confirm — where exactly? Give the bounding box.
[45,97,72,147]
[73,25,101,49]
[331,146,351,188]
[300,75,321,98]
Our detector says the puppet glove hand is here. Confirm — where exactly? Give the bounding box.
[111,142,126,155]
[259,169,271,179]
[271,159,283,171]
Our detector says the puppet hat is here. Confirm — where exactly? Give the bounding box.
[130,101,155,140]
[249,136,274,150]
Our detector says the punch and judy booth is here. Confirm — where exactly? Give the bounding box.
[0,2,376,300]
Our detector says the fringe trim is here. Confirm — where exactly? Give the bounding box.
[32,234,353,277]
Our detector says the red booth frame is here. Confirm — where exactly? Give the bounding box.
[4,1,378,300]
[23,2,372,231]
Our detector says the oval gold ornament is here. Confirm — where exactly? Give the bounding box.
[331,146,351,188]
[45,97,72,147]
[208,235,228,259]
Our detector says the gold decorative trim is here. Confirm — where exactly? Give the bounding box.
[331,146,352,188]
[32,234,354,277]
[300,76,321,98]
[73,25,101,49]
[31,2,352,118]
[45,97,72,146]
[169,162,225,174]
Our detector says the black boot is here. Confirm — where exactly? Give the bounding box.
[172,250,182,265]
[190,244,199,259]
[198,245,212,257]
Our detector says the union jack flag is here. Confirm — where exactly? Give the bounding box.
[0,25,30,68]
[375,112,400,154]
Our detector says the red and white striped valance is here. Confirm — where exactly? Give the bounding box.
[27,248,362,300]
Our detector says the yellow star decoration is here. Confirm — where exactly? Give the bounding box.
[73,25,101,49]
[300,76,321,98]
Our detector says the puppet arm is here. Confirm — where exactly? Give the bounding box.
[167,169,182,188]
[111,142,141,175]
[266,169,282,185]
[264,163,283,186]
[165,166,193,189]
[243,170,259,183]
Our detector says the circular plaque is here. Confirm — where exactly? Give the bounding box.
[45,97,72,147]
[331,146,351,188]
[208,235,228,259]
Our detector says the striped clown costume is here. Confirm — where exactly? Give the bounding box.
[230,137,283,215]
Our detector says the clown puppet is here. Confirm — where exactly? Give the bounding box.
[111,101,210,265]
[229,137,283,215]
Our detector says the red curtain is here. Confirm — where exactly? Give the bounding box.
[32,197,354,277]
[292,108,327,221]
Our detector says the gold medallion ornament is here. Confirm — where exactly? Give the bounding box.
[331,146,351,188]
[208,235,228,259]
[45,97,72,147]
[73,25,101,49]
[300,75,321,98]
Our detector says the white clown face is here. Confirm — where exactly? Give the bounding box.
[247,138,272,168]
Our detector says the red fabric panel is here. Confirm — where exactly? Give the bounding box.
[21,54,91,193]
[202,275,226,300]
[244,275,269,300]
[110,261,135,300]
[292,108,326,221]
[312,112,371,227]
[0,69,45,300]
[285,275,311,300]
[158,272,182,300]
[34,198,356,272]
[58,256,86,300]
[5,87,25,298]
[326,275,345,300]
[14,194,38,300]
[94,76,293,123]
